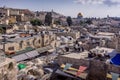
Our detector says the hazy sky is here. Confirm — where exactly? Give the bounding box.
[0,0,120,18]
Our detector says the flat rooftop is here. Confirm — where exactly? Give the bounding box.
[61,51,89,59]
[7,34,42,42]
[89,33,113,39]
[90,47,117,57]
[97,32,115,36]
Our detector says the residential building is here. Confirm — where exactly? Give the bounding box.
[2,35,42,55]
[0,24,13,34]
[0,31,56,55]
[0,7,34,22]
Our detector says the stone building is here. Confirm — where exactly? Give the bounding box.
[0,7,34,22]
[0,24,13,34]
[0,57,17,80]
[35,10,65,24]
[0,32,56,55]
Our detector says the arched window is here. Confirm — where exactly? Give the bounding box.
[33,38,36,46]
[38,39,41,44]
[19,41,23,48]
[8,62,14,71]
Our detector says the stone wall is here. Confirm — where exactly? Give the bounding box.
[87,60,107,80]
[0,58,17,80]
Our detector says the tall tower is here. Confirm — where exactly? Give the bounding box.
[51,9,54,24]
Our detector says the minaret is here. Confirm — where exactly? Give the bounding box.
[7,8,10,16]
[51,9,54,25]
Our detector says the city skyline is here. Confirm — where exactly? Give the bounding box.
[1,0,120,18]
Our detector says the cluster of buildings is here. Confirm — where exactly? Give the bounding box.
[0,6,84,26]
[0,6,120,80]
[0,6,34,24]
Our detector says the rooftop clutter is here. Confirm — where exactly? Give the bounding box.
[0,8,120,80]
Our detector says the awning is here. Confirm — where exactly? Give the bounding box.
[25,50,39,58]
[12,50,39,62]
[12,54,28,62]
[36,45,53,53]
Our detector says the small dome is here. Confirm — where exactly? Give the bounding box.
[77,12,83,18]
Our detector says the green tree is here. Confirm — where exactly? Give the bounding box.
[85,19,93,25]
[54,20,61,25]
[66,16,72,26]
[45,12,52,26]
[30,19,42,26]
[80,21,84,25]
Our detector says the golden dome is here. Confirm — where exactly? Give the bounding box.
[77,12,83,18]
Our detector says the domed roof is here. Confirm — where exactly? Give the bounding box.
[77,12,83,18]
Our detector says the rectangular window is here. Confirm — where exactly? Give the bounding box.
[51,37,54,41]
[45,40,49,44]
[27,42,30,46]
[8,47,14,50]
[38,40,41,43]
